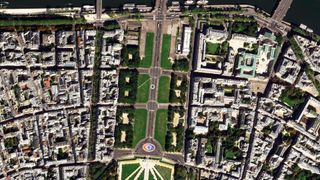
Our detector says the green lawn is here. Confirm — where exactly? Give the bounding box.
[157,76,171,103]
[133,109,148,147]
[136,74,150,103]
[122,163,140,179]
[137,170,144,180]
[281,96,304,108]
[155,172,162,180]
[206,42,220,55]
[279,88,305,109]
[140,32,154,68]
[224,150,235,159]
[149,173,158,180]
[155,109,168,148]
[155,165,172,180]
[127,169,141,180]
[160,34,172,69]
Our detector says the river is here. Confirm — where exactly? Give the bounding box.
[284,0,320,34]
[2,0,320,34]
[209,0,320,33]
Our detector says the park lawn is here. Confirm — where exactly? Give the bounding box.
[281,96,304,108]
[279,88,305,109]
[155,109,168,148]
[155,171,162,180]
[148,173,158,180]
[160,34,172,69]
[132,109,148,147]
[206,42,220,55]
[137,170,144,180]
[224,150,235,160]
[140,32,154,68]
[136,74,150,103]
[155,165,172,180]
[127,169,141,180]
[157,76,171,103]
[122,163,140,179]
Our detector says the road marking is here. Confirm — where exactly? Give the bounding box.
[142,143,156,152]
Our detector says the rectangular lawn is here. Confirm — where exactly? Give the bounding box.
[154,165,172,180]
[157,76,171,103]
[160,34,172,69]
[206,42,220,55]
[121,163,140,179]
[155,109,168,148]
[279,88,305,109]
[136,74,150,103]
[132,109,148,147]
[140,32,154,68]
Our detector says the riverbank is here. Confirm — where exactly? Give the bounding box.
[0,0,319,34]
[0,7,81,15]
[0,0,154,9]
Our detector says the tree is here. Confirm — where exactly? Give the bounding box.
[172,58,189,72]
[118,69,139,103]
[169,73,188,104]
[121,45,140,67]
[103,20,120,31]
[230,22,258,37]
[88,160,118,180]
[174,164,187,180]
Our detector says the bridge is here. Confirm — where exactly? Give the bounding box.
[245,0,294,36]
[96,0,102,23]
[267,0,294,35]
[272,0,293,22]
